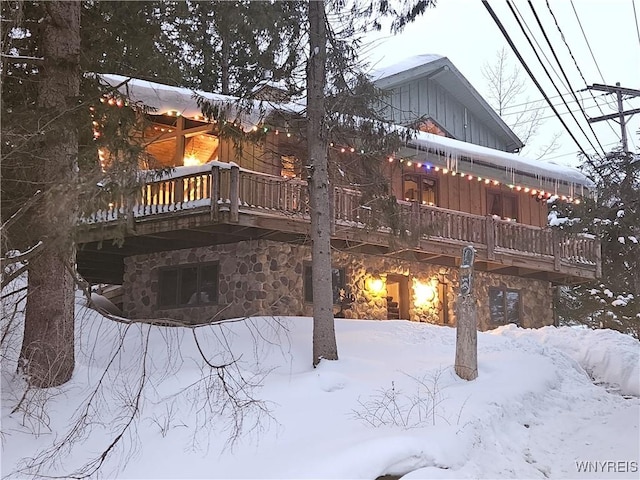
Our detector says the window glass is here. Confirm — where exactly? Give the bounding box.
[157,263,218,308]
[403,175,419,202]
[281,155,299,178]
[503,196,517,220]
[488,192,517,220]
[506,290,521,324]
[489,287,505,323]
[304,265,346,305]
[200,265,219,304]
[421,177,436,205]
[158,269,178,307]
[180,266,199,305]
[403,174,437,205]
[489,287,520,325]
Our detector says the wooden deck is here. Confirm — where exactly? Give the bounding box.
[76,164,600,285]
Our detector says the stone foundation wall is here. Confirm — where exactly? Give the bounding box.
[123,240,554,329]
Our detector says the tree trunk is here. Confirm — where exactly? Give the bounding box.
[220,29,230,95]
[308,0,338,367]
[20,1,80,388]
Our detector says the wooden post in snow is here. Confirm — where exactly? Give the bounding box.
[455,246,478,381]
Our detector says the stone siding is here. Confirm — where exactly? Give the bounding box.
[123,239,553,329]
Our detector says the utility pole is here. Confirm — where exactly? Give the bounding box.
[586,83,640,153]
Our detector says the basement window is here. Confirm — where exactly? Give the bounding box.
[489,287,521,325]
[304,265,346,305]
[158,263,218,308]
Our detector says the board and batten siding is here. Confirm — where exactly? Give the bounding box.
[387,161,547,228]
[381,78,509,152]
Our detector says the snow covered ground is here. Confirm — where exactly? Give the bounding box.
[1,286,638,479]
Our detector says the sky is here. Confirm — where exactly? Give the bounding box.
[2,282,639,478]
[363,0,640,166]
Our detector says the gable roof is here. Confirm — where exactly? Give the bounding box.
[370,55,524,153]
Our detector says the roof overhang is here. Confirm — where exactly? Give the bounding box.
[399,131,594,197]
[97,73,590,196]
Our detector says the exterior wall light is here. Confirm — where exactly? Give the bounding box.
[367,276,385,295]
[414,280,437,306]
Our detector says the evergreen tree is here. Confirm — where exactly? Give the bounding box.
[1,1,81,387]
[552,150,639,337]
[167,1,305,96]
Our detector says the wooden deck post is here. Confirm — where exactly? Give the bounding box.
[230,165,239,223]
[485,216,496,260]
[552,230,561,271]
[211,165,220,221]
[595,240,602,278]
[411,201,420,240]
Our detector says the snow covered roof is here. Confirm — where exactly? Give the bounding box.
[402,131,594,194]
[98,74,592,193]
[98,74,303,132]
[369,54,444,81]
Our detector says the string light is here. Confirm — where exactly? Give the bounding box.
[319,140,582,204]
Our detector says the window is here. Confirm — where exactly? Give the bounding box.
[489,287,521,325]
[158,263,218,308]
[416,118,449,137]
[304,265,346,304]
[488,191,518,220]
[403,174,437,205]
[281,155,299,178]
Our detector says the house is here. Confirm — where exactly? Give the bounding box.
[77,56,599,329]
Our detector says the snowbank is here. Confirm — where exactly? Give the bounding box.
[495,324,640,397]
[1,286,638,479]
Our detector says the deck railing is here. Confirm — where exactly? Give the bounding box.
[82,164,599,270]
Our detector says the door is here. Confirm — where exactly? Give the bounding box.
[386,275,409,320]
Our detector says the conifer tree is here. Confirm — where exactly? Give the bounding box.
[552,150,639,337]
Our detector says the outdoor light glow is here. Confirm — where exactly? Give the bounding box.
[414,281,437,306]
[367,277,385,295]
[183,154,200,167]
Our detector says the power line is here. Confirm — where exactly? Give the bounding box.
[509,100,626,127]
[505,0,605,156]
[632,0,640,49]
[508,1,570,93]
[481,1,594,160]
[569,0,607,84]
[567,0,624,139]
[544,140,621,161]
[527,0,608,155]
[500,90,612,113]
